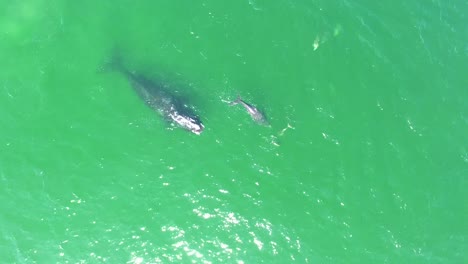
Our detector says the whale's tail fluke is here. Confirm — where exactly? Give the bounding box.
[229,94,242,106]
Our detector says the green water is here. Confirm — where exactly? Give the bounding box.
[1,0,466,263]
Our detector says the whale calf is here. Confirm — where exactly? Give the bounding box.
[105,59,204,135]
[229,96,268,125]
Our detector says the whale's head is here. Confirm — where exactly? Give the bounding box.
[170,112,204,135]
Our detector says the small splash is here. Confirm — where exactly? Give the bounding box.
[406,118,423,136]
[322,132,340,145]
[248,0,262,11]
[313,36,320,51]
[377,101,384,111]
[70,193,84,204]
[461,150,468,163]
[334,24,343,36]
[313,24,343,51]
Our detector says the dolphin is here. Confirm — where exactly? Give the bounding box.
[229,96,268,125]
[104,58,204,135]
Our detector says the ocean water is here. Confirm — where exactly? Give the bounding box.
[0,0,466,263]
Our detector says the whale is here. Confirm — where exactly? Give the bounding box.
[229,96,268,125]
[104,59,204,135]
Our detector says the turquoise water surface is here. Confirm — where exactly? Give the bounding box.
[1,0,466,263]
